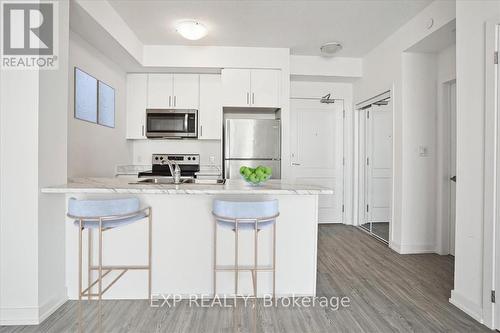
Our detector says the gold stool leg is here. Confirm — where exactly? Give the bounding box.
[213,217,217,298]
[273,223,276,302]
[254,219,258,299]
[88,228,92,302]
[148,208,152,301]
[98,218,103,330]
[234,220,239,300]
[78,219,83,331]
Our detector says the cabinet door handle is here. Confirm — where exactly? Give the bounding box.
[292,162,301,166]
[252,93,255,105]
[174,96,176,107]
[142,125,145,137]
[200,125,203,138]
[246,92,249,105]
[169,96,171,107]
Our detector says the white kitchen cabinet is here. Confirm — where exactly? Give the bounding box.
[147,74,173,108]
[147,73,199,109]
[250,69,280,107]
[221,68,280,108]
[126,74,148,139]
[172,74,199,109]
[221,69,251,107]
[199,74,222,140]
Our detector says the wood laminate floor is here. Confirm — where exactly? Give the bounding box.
[0,225,490,333]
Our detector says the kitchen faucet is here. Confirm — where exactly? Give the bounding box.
[159,159,181,184]
[165,160,181,184]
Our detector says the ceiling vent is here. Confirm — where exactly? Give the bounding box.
[320,42,343,57]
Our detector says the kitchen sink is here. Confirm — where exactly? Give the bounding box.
[130,178,225,185]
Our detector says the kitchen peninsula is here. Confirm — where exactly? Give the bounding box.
[42,178,333,299]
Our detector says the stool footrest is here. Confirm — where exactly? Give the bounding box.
[81,268,129,298]
[90,265,149,271]
[215,265,274,272]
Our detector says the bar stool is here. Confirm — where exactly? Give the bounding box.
[67,197,152,324]
[212,199,279,299]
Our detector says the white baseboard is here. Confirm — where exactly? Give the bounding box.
[449,290,483,323]
[390,241,436,254]
[0,306,39,326]
[0,289,67,326]
[39,289,68,324]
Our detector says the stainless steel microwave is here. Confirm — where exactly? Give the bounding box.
[146,109,198,138]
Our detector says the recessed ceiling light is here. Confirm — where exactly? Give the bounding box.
[176,20,207,40]
[320,42,343,57]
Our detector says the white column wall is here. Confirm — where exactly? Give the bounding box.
[0,0,69,325]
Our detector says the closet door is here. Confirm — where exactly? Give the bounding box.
[365,104,392,241]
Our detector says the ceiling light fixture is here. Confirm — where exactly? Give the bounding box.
[320,42,343,57]
[176,20,207,40]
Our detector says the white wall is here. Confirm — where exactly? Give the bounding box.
[400,52,438,253]
[38,0,70,322]
[450,0,500,325]
[132,140,222,167]
[353,0,455,252]
[0,65,40,327]
[0,0,69,325]
[290,56,362,79]
[68,31,132,177]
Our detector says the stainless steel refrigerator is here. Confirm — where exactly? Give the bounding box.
[224,119,281,179]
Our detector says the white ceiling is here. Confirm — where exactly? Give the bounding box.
[108,0,433,57]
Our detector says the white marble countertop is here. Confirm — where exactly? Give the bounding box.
[41,177,333,195]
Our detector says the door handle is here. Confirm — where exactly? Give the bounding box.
[169,96,171,107]
[174,96,176,107]
[252,93,255,105]
[246,92,249,105]
[200,125,203,137]
[292,162,301,166]
[142,125,144,137]
[450,175,456,182]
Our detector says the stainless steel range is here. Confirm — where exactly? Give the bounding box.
[138,154,200,179]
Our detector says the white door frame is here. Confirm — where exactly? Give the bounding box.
[437,79,457,256]
[354,90,394,245]
[484,22,499,329]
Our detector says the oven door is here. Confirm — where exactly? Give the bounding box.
[146,109,198,138]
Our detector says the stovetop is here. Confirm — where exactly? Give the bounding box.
[138,154,200,178]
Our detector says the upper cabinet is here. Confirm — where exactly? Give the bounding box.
[126,74,148,139]
[221,68,280,108]
[199,74,222,140]
[147,74,173,108]
[147,74,199,109]
[172,74,199,109]
[250,69,280,107]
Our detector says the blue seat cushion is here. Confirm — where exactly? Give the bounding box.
[68,197,145,229]
[213,199,278,230]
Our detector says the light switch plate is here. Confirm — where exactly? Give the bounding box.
[418,145,428,157]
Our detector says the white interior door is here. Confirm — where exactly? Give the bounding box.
[449,81,457,255]
[364,104,392,240]
[290,99,344,224]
